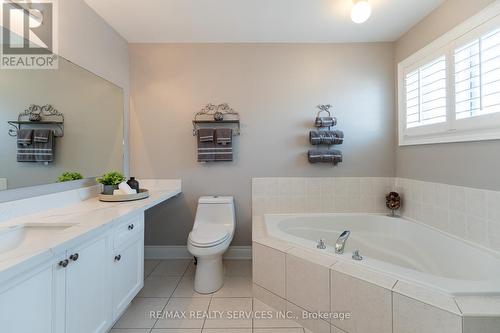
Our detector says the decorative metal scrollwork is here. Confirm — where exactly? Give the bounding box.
[8,104,64,137]
[192,103,240,136]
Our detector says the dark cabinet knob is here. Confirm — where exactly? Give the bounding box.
[59,259,69,268]
[69,253,79,261]
[114,255,121,261]
[128,224,134,230]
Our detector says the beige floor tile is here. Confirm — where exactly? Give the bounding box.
[204,298,253,329]
[213,276,253,298]
[110,330,150,333]
[255,329,304,333]
[152,329,202,333]
[253,299,302,329]
[202,328,252,333]
[184,261,196,276]
[137,275,182,298]
[151,259,192,276]
[224,260,252,277]
[172,275,213,298]
[113,298,168,329]
[145,260,161,278]
[154,298,211,329]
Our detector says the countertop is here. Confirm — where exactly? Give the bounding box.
[0,179,181,282]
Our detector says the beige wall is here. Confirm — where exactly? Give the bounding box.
[129,43,396,246]
[395,0,500,191]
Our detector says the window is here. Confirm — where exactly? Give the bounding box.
[405,56,447,128]
[454,28,500,120]
[398,4,500,145]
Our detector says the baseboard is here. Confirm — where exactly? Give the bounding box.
[144,245,252,260]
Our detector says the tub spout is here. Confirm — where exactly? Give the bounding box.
[335,230,350,254]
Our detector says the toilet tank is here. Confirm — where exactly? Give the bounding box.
[194,196,235,226]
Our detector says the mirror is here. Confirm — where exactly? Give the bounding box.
[0,56,124,191]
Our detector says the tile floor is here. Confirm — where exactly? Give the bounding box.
[111,259,311,333]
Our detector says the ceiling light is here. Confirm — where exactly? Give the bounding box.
[351,0,372,24]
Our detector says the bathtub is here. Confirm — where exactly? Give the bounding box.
[265,213,500,296]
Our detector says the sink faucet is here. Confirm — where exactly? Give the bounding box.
[335,230,350,254]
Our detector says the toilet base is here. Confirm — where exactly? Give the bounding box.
[194,256,224,294]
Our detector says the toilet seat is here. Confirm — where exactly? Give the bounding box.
[189,224,230,248]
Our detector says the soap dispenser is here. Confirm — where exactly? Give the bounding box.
[127,177,140,191]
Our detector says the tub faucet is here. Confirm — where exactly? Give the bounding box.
[335,230,350,254]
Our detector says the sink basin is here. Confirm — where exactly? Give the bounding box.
[0,223,77,254]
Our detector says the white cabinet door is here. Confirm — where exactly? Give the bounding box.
[65,236,112,333]
[112,233,144,320]
[0,256,65,333]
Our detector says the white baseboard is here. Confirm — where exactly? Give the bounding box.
[144,245,252,260]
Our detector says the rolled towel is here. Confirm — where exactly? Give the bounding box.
[314,116,337,128]
[308,149,343,164]
[118,181,137,194]
[113,189,125,195]
[309,130,344,145]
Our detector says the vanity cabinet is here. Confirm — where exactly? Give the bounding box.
[64,236,112,333]
[0,213,145,333]
[111,216,144,319]
[0,255,65,333]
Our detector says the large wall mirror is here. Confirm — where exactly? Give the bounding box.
[0,56,124,192]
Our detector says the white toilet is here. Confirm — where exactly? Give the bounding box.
[187,196,235,294]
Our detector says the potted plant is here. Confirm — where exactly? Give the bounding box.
[57,172,83,182]
[96,171,125,195]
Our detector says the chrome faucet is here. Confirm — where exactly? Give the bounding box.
[335,230,350,254]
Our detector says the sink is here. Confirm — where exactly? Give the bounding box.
[0,223,77,255]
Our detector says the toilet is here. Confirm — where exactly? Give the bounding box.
[187,196,235,293]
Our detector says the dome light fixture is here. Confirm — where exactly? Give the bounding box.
[351,0,372,24]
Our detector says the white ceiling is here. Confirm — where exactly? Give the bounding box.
[84,0,445,43]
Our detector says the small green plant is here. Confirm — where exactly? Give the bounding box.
[57,172,83,182]
[96,171,125,186]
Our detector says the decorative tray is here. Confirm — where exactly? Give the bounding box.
[98,189,149,202]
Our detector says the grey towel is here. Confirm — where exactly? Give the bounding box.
[215,128,233,161]
[215,128,232,145]
[314,117,337,128]
[198,128,215,142]
[17,130,54,163]
[17,129,33,146]
[197,129,216,162]
[309,130,344,145]
[33,129,50,143]
[308,149,342,164]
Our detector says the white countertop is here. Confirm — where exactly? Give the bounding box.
[0,179,181,282]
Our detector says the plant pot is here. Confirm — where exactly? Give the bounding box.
[102,184,118,195]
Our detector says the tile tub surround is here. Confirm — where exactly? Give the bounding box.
[394,178,500,252]
[252,177,500,253]
[0,179,181,280]
[252,217,500,333]
[252,177,394,216]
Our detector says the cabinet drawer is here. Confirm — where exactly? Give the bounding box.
[113,213,144,250]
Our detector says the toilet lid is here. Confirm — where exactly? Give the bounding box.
[189,225,230,247]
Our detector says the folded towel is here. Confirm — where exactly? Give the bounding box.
[33,129,50,143]
[17,129,33,146]
[17,130,54,163]
[198,128,216,162]
[308,149,343,164]
[198,128,215,142]
[309,130,344,145]
[314,117,337,128]
[215,128,232,145]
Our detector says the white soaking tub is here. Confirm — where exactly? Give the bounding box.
[264,213,500,296]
